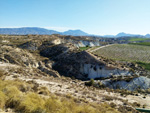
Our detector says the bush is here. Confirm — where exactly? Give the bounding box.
[132,102,140,107]
[4,86,22,108]
[98,82,105,88]
[110,102,117,108]
[37,86,50,95]
[45,97,62,113]
[85,79,94,86]
[16,92,45,113]
[104,96,113,101]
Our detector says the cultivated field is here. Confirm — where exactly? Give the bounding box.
[128,38,149,42]
[93,44,150,63]
[130,42,150,46]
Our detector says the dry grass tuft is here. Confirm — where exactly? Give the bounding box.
[0,91,7,109]
[0,78,120,113]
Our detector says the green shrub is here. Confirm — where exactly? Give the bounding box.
[98,81,105,88]
[85,79,94,86]
[79,46,90,51]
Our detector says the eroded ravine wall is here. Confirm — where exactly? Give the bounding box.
[80,63,131,79]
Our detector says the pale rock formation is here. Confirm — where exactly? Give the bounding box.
[80,63,131,79]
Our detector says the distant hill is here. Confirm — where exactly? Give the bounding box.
[145,34,150,38]
[0,27,60,35]
[116,32,137,37]
[0,27,89,36]
[62,30,89,36]
[103,32,148,38]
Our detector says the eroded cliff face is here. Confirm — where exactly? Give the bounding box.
[0,46,39,68]
[0,35,140,81]
[19,38,62,51]
[41,46,133,80]
[0,44,60,78]
[80,63,131,79]
[74,40,100,47]
[102,76,150,91]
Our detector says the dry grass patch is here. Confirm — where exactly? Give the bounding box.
[0,78,120,113]
[16,92,45,113]
[0,91,7,109]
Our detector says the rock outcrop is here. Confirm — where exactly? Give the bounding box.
[80,63,131,79]
[102,76,150,91]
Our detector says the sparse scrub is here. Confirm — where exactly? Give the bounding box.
[0,79,120,113]
[104,96,113,101]
[110,102,117,108]
[132,102,141,107]
[85,79,95,86]
[98,81,105,88]
[37,86,50,95]
[45,97,62,113]
[16,92,45,113]
[143,104,147,108]
[5,86,22,108]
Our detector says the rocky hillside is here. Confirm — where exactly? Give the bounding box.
[0,34,150,112]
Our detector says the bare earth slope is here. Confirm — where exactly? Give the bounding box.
[0,35,150,112]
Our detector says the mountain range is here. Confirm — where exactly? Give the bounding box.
[0,27,150,38]
[0,27,89,36]
[103,32,150,38]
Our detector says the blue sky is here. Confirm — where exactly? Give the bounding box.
[0,0,150,35]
